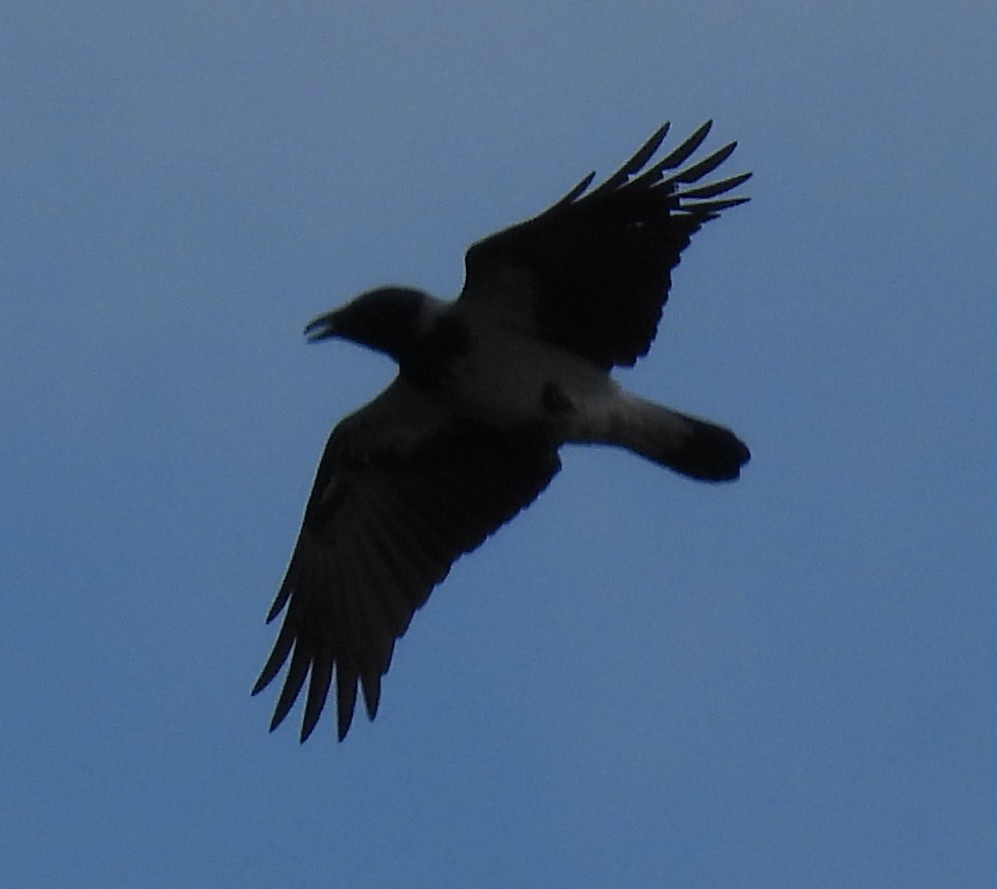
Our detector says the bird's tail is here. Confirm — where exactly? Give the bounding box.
[604,395,750,482]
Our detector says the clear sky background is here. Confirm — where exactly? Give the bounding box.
[2,2,995,887]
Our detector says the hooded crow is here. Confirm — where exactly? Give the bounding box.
[253,121,752,742]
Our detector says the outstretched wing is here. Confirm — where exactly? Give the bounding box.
[253,378,561,742]
[459,121,751,369]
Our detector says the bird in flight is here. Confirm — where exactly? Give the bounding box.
[254,120,752,742]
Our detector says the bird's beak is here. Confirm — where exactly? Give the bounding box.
[304,310,338,343]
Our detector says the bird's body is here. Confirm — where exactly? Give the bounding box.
[254,121,753,741]
[429,295,621,433]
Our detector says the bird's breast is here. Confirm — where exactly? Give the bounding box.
[435,323,621,438]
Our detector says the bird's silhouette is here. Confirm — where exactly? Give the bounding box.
[253,121,751,741]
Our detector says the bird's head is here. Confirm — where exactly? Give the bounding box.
[304,287,428,359]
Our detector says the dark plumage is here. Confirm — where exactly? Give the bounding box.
[253,121,752,741]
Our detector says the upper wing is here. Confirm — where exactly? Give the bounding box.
[458,121,751,369]
[252,378,561,742]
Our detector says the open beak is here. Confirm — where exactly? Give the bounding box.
[303,311,338,343]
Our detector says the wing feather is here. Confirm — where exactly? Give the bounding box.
[253,379,561,741]
[675,171,753,200]
[459,121,750,368]
[270,639,311,731]
[667,140,738,186]
[586,122,671,198]
[301,650,333,741]
[643,119,713,171]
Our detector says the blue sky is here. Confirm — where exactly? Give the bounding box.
[2,2,995,886]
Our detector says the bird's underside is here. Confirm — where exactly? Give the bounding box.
[253,120,752,742]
